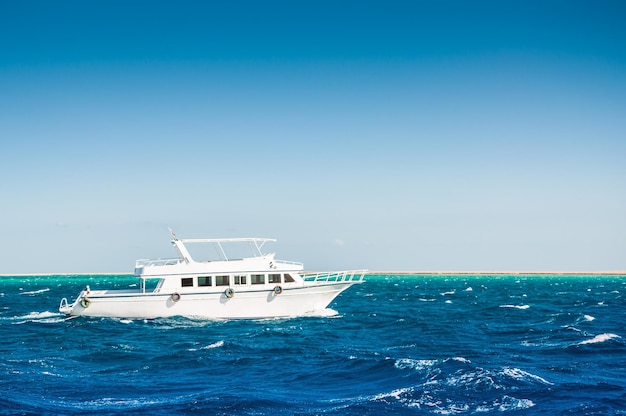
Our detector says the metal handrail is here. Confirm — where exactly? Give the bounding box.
[274,259,304,267]
[135,258,181,267]
[301,269,367,283]
[59,297,69,309]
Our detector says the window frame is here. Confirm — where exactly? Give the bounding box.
[268,273,281,284]
[251,274,265,285]
[198,276,212,287]
[215,275,230,286]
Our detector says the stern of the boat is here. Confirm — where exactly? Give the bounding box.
[59,287,91,316]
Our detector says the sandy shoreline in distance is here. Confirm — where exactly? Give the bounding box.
[367,271,626,276]
[0,272,131,277]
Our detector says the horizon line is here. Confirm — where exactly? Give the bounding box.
[1,270,625,277]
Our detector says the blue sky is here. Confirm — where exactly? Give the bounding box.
[1,1,625,273]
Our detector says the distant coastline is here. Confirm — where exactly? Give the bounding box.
[1,271,625,277]
[367,271,626,276]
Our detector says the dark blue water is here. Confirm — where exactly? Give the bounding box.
[1,274,625,415]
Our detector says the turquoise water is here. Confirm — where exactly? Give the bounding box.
[1,274,625,415]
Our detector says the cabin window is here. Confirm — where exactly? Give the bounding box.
[181,277,193,287]
[215,275,230,286]
[268,273,281,284]
[234,275,247,285]
[198,276,212,287]
[284,274,295,283]
[251,274,265,285]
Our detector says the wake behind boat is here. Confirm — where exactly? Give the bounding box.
[59,230,366,319]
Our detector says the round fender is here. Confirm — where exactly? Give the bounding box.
[273,285,283,295]
[80,297,91,308]
[171,292,181,302]
[224,288,235,298]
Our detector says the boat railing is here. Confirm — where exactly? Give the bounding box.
[301,269,367,283]
[135,258,181,267]
[59,297,70,313]
[274,259,304,267]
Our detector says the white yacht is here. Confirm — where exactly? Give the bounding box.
[59,230,366,319]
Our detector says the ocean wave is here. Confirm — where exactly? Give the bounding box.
[370,387,535,414]
[395,358,438,371]
[372,387,413,401]
[400,360,553,392]
[10,311,63,323]
[201,340,225,349]
[501,367,553,385]
[73,396,169,410]
[394,357,473,373]
[493,396,535,412]
[577,333,621,345]
[301,308,339,317]
[19,288,50,295]
[499,304,530,309]
[583,314,595,321]
[441,367,552,394]
[184,339,233,352]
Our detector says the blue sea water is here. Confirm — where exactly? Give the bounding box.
[1,274,625,415]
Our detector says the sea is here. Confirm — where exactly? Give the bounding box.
[1,274,625,415]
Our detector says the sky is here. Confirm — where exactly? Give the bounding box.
[1,1,625,273]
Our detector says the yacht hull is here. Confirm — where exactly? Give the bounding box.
[61,282,357,319]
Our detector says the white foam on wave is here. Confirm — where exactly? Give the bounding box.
[361,383,537,414]
[79,396,167,410]
[19,288,50,295]
[110,344,135,351]
[497,396,535,412]
[201,340,224,349]
[578,333,621,345]
[501,367,553,385]
[499,304,530,310]
[302,308,339,317]
[465,287,473,292]
[396,356,471,372]
[474,396,535,412]
[419,298,435,302]
[441,290,455,296]
[584,314,595,321]
[15,311,60,320]
[372,387,413,401]
[10,311,67,325]
[395,358,437,371]
[445,366,553,391]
